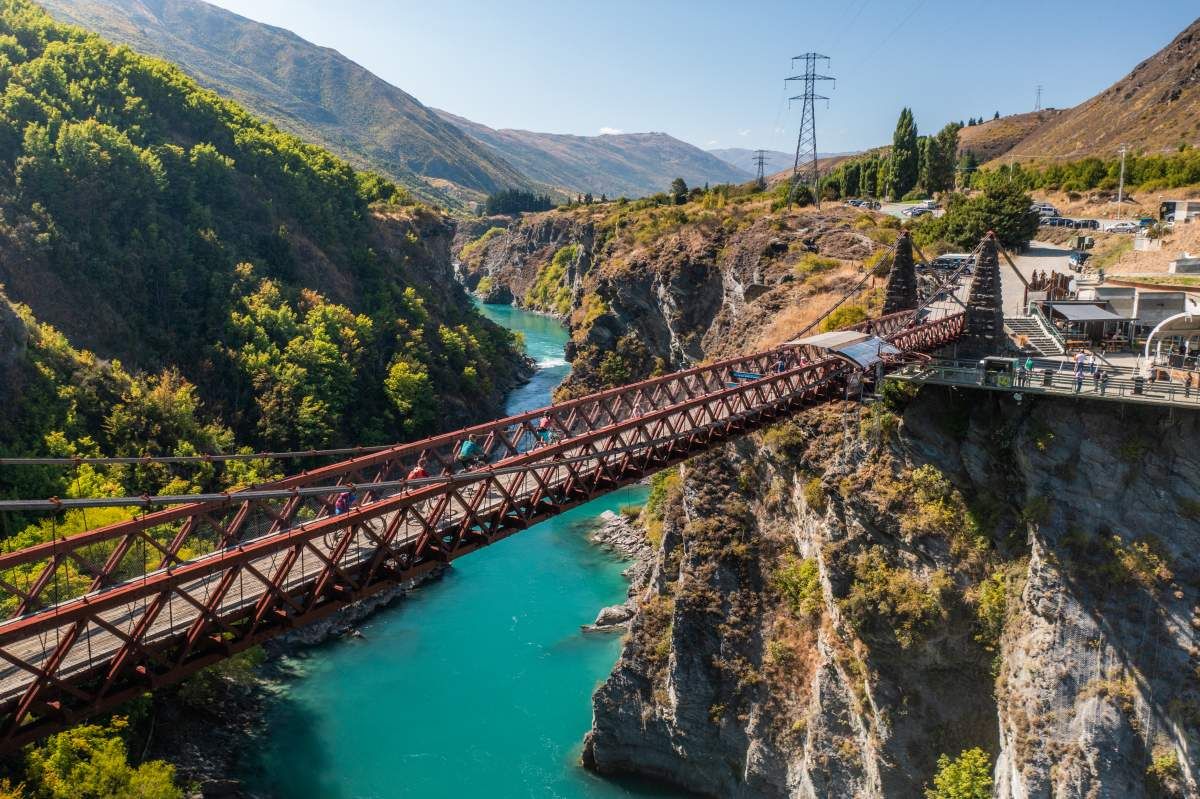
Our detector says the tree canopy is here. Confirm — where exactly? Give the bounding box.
[888,107,919,200]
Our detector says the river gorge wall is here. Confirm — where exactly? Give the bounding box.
[460,201,1200,797]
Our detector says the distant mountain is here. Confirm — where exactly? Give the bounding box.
[38,0,533,206]
[994,17,1200,162]
[436,111,753,199]
[707,148,858,175]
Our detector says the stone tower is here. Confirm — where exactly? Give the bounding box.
[882,231,918,314]
[962,232,1004,355]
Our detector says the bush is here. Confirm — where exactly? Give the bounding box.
[843,547,950,648]
[820,304,868,332]
[794,253,840,279]
[925,748,992,799]
[802,477,826,513]
[773,557,822,620]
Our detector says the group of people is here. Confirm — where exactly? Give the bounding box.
[1070,351,1110,394]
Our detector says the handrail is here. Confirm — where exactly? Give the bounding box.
[1029,304,1067,353]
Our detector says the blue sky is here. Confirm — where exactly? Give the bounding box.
[206,0,1198,155]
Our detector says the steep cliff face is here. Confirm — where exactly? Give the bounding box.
[585,388,1200,798]
[456,199,884,396]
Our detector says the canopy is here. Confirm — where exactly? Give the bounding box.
[792,330,868,348]
[1046,303,1126,322]
[834,337,902,369]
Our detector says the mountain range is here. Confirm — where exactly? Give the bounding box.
[435,111,750,200]
[38,0,751,205]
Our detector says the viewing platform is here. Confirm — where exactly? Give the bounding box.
[888,357,1200,412]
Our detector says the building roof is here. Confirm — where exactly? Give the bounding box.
[1046,303,1128,322]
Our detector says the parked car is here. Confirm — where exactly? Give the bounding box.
[902,207,931,218]
[1034,205,1060,217]
[860,200,881,210]
[1107,221,1139,234]
[1076,219,1100,230]
[846,199,862,207]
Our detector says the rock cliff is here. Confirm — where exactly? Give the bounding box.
[583,386,1199,798]
[456,199,885,396]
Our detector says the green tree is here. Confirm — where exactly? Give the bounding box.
[669,177,688,205]
[888,107,919,199]
[24,718,182,799]
[925,122,962,194]
[923,173,1037,250]
[925,748,992,799]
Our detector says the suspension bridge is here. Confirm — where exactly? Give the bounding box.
[0,230,994,748]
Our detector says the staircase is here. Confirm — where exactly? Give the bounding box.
[1005,315,1065,356]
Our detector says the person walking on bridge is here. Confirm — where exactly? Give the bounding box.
[406,458,429,484]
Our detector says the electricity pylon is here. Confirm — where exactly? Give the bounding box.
[786,53,834,209]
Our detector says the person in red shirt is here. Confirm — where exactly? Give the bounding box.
[406,457,429,483]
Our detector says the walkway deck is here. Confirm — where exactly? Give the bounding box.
[889,359,1200,411]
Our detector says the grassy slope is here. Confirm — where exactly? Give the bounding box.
[958,111,1063,162]
[37,0,535,207]
[996,17,1200,164]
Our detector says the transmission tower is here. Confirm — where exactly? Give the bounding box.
[1035,84,1043,111]
[786,53,835,209]
[752,149,768,189]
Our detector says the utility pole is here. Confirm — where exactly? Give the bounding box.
[1035,84,1043,111]
[1117,144,1128,220]
[786,53,834,209]
[752,149,768,190]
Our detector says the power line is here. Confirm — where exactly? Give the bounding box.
[786,53,835,209]
[1035,84,1043,111]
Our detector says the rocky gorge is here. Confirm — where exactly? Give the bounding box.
[455,197,1200,797]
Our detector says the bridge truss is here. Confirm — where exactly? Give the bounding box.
[0,309,964,747]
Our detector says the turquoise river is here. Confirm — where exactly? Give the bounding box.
[248,303,686,798]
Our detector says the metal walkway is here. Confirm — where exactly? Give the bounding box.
[889,359,1200,411]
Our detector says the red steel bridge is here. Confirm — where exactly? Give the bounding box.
[0,239,978,747]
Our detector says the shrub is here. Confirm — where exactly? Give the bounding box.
[525,244,578,315]
[802,477,826,513]
[1146,749,1184,798]
[773,557,822,620]
[820,304,868,332]
[925,748,992,799]
[794,253,841,279]
[843,547,951,648]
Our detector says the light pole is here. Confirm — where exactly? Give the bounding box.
[1116,145,1128,221]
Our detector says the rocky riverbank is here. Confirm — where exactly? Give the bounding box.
[583,510,655,633]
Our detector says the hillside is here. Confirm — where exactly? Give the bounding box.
[957,110,1063,162]
[37,0,534,206]
[436,109,753,199]
[998,17,1200,162]
[0,0,525,497]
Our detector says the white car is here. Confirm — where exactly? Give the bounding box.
[1107,221,1138,234]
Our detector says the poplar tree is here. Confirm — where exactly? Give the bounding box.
[888,107,919,199]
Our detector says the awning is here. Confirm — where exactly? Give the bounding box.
[831,337,902,369]
[1046,303,1127,322]
[792,330,869,348]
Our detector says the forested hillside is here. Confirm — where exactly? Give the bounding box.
[0,0,525,505]
[37,0,536,207]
